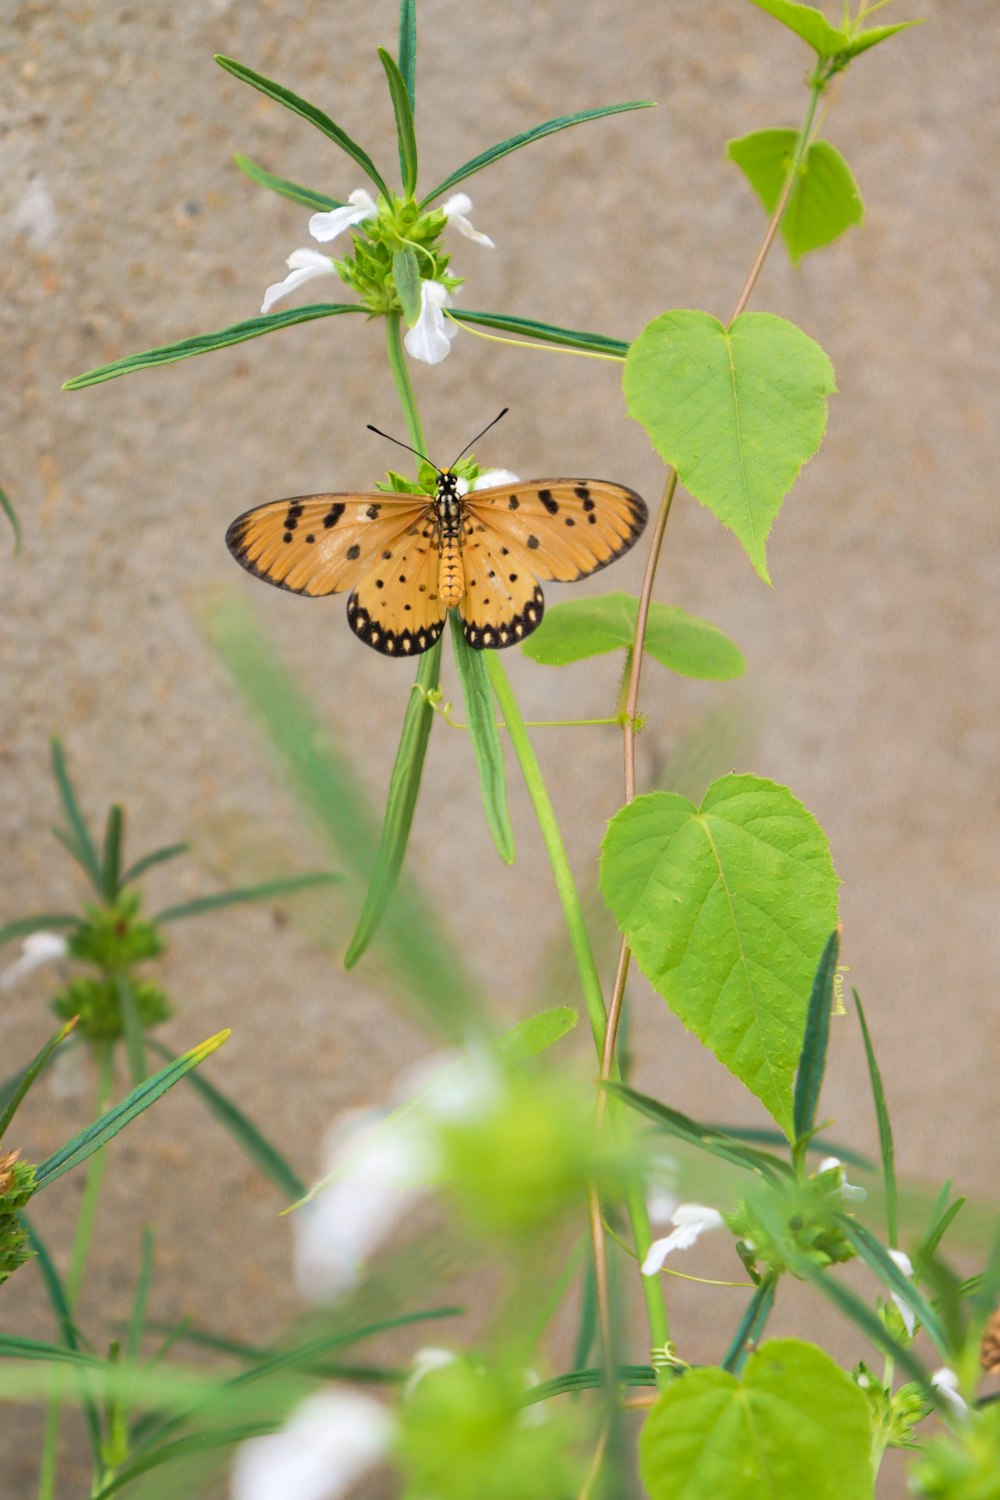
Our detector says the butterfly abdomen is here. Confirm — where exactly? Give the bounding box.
[439,536,464,606]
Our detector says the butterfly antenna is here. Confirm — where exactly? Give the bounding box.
[366,424,436,469]
[448,407,509,470]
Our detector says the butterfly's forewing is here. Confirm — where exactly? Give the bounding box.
[462,479,647,582]
[347,518,448,656]
[457,525,545,650]
[226,493,433,597]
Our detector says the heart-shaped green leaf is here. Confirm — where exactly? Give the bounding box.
[521,591,744,679]
[640,1339,873,1500]
[600,775,839,1135]
[727,130,863,263]
[624,310,836,582]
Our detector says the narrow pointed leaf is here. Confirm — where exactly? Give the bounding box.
[449,308,627,357]
[148,1039,306,1201]
[398,0,417,106]
[793,927,839,1142]
[392,247,422,325]
[0,1019,78,1140]
[853,989,897,1246]
[604,1082,791,1181]
[625,310,836,583]
[601,776,839,1136]
[89,1424,276,1500]
[0,482,21,552]
[51,738,103,893]
[154,871,340,925]
[116,974,147,1085]
[522,591,745,679]
[525,1366,657,1404]
[450,615,515,864]
[63,304,364,389]
[214,56,389,197]
[0,1335,99,1367]
[836,22,923,62]
[0,912,78,948]
[420,100,654,206]
[796,1256,930,1388]
[379,47,418,195]
[721,1274,777,1373]
[120,841,190,887]
[127,1227,155,1361]
[233,153,341,211]
[727,130,864,264]
[102,804,124,901]
[920,1196,966,1262]
[34,1031,230,1190]
[839,1217,949,1357]
[344,640,442,968]
[498,1006,577,1063]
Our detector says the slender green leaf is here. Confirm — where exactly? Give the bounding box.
[853,989,897,1246]
[0,912,78,949]
[640,1339,873,1500]
[839,1217,949,1358]
[625,310,836,583]
[51,737,103,893]
[920,1196,967,1263]
[128,1228,155,1362]
[601,777,840,1135]
[522,591,745,679]
[101,804,124,902]
[797,1256,930,1389]
[154,871,340,925]
[344,640,442,969]
[233,152,341,211]
[89,1424,275,1500]
[0,481,21,552]
[450,307,627,356]
[0,1335,99,1367]
[497,1006,578,1063]
[379,47,418,195]
[215,56,389,197]
[450,615,515,864]
[116,974,147,1086]
[573,1258,598,1375]
[604,1082,791,1182]
[420,100,655,206]
[793,928,840,1143]
[721,1274,777,1374]
[34,1031,230,1190]
[836,21,923,62]
[147,1039,306,1202]
[141,1321,398,1381]
[0,1019,78,1141]
[716,1123,871,1170]
[398,0,416,106]
[63,304,364,390]
[524,1366,657,1405]
[120,841,190,887]
[392,246,422,324]
[728,130,863,264]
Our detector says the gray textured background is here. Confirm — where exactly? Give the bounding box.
[2,0,997,1494]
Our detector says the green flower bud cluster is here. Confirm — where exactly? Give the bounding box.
[379,457,482,497]
[334,196,461,314]
[854,1362,928,1451]
[910,1404,1000,1499]
[0,1153,37,1286]
[51,891,171,1043]
[727,1165,859,1280]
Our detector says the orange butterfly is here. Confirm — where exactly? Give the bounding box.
[225,413,647,657]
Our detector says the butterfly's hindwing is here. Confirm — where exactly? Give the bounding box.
[457,530,545,651]
[225,493,434,597]
[462,479,647,583]
[347,518,448,657]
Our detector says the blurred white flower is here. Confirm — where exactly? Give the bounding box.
[1,931,68,992]
[308,189,379,244]
[887,1248,917,1338]
[261,248,338,315]
[403,280,458,364]
[642,1204,724,1276]
[931,1367,969,1419]
[231,1390,393,1500]
[440,192,494,247]
[404,1346,457,1397]
[818,1156,867,1203]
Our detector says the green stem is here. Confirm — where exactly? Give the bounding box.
[385,313,426,455]
[37,1045,115,1500]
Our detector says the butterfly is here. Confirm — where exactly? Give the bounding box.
[225,411,648,657]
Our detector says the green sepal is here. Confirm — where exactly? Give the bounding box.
[392,247,422,324]
[63,305,365,390]
[450,615,515,865]
[522,591,745,680]
[420,100,655,207]
[378,47,418,195]
[233,153,341,211]
[214,55,389,198]
[727,129,863,263]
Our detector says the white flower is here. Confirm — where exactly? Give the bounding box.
[818,1156,867,1203]
[404,280,458,364]
[404,1346,457,1397]
[465,469,520,494]
[441,192,494,248]
[308,188,378,244]
[931,1367,969,1419]
[261,248,338,315]
[231,1390,394,1500]
[642,1204,724,1276]
[1,931,69,992]
[887,1248,917,1338]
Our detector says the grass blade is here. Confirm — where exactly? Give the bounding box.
[722,1273,777,1373]
[154,871,340,925]
[34,1032,230,1191]
[119,841,190,887]
[853,988,897,1246]
[839,1217,949,1357]
[379,47,418,195]
[604,1082,791,1181]
[798,1256,931,1391]
[63,304,364,390]
[147,1039,307,1201]
[449,307,627,357]
[344,640,442,969]
[127,1228,155,1362]
[398,0,416,106]
[793,926,840,1145]
[101,804,124,902]
[0,913,78,949]
[419,100,655,206]
[115,974,147,1086]
[215,55,389,197]
[920,1195,967,1261]
[233,153,341,211]
[24,1219,105,1470]
[0,481,21,552]
[0,1019,78,1140]
[449,615,515,864]
[51,738,103,894]
[524,1366,657,1404]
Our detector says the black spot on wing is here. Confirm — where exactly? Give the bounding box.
[346,594,446,657]
[463,586,545,652]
